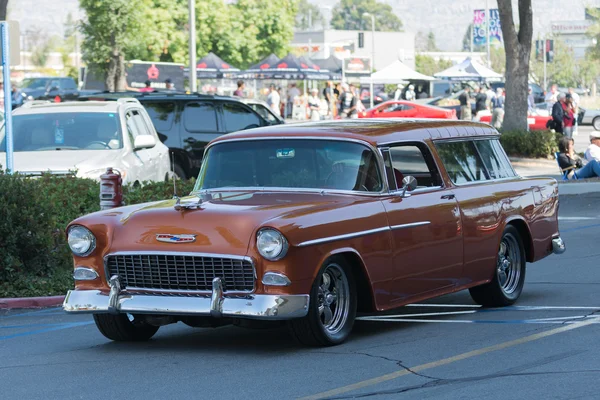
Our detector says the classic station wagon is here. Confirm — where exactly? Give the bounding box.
[63,119,565,346]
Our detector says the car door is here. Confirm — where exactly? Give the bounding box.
[380,143,463,303]
[181,101,221,168]
[221,102,262,133]
[125,108,155,182]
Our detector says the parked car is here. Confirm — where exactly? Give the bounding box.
[359,100,457,119]
[580,108,600,130]
[0,99,171,184]
[490,82,545,104]
[478,113,552,131]
[424,90,476,119]
[63,119,564,346]
[79,92,283,179]
[18,77,80,103]
[239,98,285,125]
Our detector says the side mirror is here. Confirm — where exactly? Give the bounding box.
[133,135,156,150]
[399,176,417,197]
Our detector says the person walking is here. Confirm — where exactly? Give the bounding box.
[233,80,245,97]
[491,88,505,129]
[562,94,575,138]
[308,88,321,121]
[458,86,472,121]
[551,93,566,134]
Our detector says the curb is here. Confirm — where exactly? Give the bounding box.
[0,295,65,310]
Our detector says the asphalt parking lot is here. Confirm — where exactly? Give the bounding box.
[2,192,600,400]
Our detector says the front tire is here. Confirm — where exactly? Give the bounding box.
[288,257,356,346]
[93,313,159,341]
[469,225,526,307]
[593,117,600,131]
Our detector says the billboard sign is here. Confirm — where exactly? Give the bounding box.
[343,57,371,75]
[473,9,503,46]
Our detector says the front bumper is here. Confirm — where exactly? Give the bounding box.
[63,277,309,320]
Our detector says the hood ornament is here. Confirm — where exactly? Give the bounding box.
[156,234,197,243]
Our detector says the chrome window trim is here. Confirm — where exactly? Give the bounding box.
[391,221,431,230]
[194,186,387,198]
[297,227,390,247]
[103,251,257,294]
[388,186,444,195]
[195,136,389,195]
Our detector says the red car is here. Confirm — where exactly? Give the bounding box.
[479,114,552,131]
[359,100,457,120]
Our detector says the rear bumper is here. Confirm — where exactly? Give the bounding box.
[552,236,566,254]
[63,277,309,320]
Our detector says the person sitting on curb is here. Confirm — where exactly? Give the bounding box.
[584,131,600,162]
[557,136,600,179]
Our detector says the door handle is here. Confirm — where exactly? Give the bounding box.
[441,194,455,200]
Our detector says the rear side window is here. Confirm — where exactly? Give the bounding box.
[144,102,175,131]
[184,102,218,132]
[474,139,516,179]
[435,141,489,185]
[388,144,442,188]
[222,103,260,132]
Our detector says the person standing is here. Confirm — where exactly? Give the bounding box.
[404,84,416,101]
[233,80,245,97]
[551,93,566,134]
[394,84,404,101]
[339,83,357,119]
[568,88,580,135]
[584,132,600,162]
[286,83,300,118]
[545,84,559,112]
[267,84,281,116]
[491,88,505,129]
[562,94,575,138]
[474,87,488,120]
[458,86,472,120]
[138,80,154,93]
[164,78,176,91]
[527,87,535,114]
[323,81,335,118]
[308,88,321,121]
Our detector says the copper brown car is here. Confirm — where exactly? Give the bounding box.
[63,119,565,346]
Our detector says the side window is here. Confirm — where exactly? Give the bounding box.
[184,102,218,132]
[49,80,60,90]
[125,111,141,144]
[251,104,278,124]
[435,141,489,185]
[143,102,175,131]
[131,109,152,136]
[62,79,77,90]
[474,139,516,179]
[222,103,260,132]
[388,144,442,189]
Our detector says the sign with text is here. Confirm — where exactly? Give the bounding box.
[343,57,371,75]
[551,21,592,34]
[473,9,503,46]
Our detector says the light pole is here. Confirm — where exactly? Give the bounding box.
[188,0,197,93]
[363,12,375,108]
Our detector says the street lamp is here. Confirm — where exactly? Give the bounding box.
[363,12,375,108]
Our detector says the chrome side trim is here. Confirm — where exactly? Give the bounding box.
[297,227,390,247]
[63,290,310,320]
[390,221,431,230]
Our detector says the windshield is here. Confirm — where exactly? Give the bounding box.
[20,78,52,90]
[195,139,383,192]
[0,112,123,152]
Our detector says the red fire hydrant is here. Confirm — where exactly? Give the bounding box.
[100,168,124,210]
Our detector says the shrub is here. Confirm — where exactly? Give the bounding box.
[0,173,196,297]
[499,130,562,158]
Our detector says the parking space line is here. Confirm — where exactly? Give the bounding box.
[299,318,599,400]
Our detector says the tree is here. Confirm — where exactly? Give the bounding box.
[137,0,188,63]
[415,54,452,76]
[295,0,324,30]
[330,0,402,32]
[0,0,7,20]
[80,0,147,92]
[415,31,427,52]
[426,31,438,51]
[462,24,484,52]
[498,0,533,131]
[27,27,56,68]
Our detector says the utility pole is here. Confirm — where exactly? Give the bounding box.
[543,37,547,90]
[485,0,490,68]
[188,0,197,93]
[363,12,375,109]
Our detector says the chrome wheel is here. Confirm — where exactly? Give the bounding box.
[317,263,350,335]
[497,234,522,295]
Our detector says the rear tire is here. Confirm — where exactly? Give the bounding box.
[93,314,159,341]
[288,257,356,346]
[469,225,526,307]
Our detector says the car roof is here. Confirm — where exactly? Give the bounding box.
[210,119,498,147]
[13,101,124,115]
[79,91,246,103]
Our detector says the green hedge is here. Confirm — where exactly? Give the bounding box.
[0,172,195,297]
[499,130,562,159]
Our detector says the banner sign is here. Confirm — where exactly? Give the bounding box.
[83,62,185,91]
[473,9,503,46]
[535,39,554,62]
[343,57,371,75]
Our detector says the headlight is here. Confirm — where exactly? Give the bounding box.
[67,225,96,256]
[257,228,288,261]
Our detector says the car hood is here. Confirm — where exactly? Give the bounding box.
[20,88,46,97]
[0,149,124,177]
[74,191,366,257]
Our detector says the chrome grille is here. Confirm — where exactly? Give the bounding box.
[105,253,255,292]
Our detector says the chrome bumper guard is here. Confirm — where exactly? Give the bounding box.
[552,236,566,254]
[63,276,309,320]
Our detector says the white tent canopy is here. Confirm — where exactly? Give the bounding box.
[434,57,503,81]
[359,60,434,84]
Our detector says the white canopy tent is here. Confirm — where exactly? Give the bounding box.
[359,60,435,84]
[434,57,503,81]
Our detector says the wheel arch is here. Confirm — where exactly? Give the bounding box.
[505,217,534,262]
[322,248,376,313]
